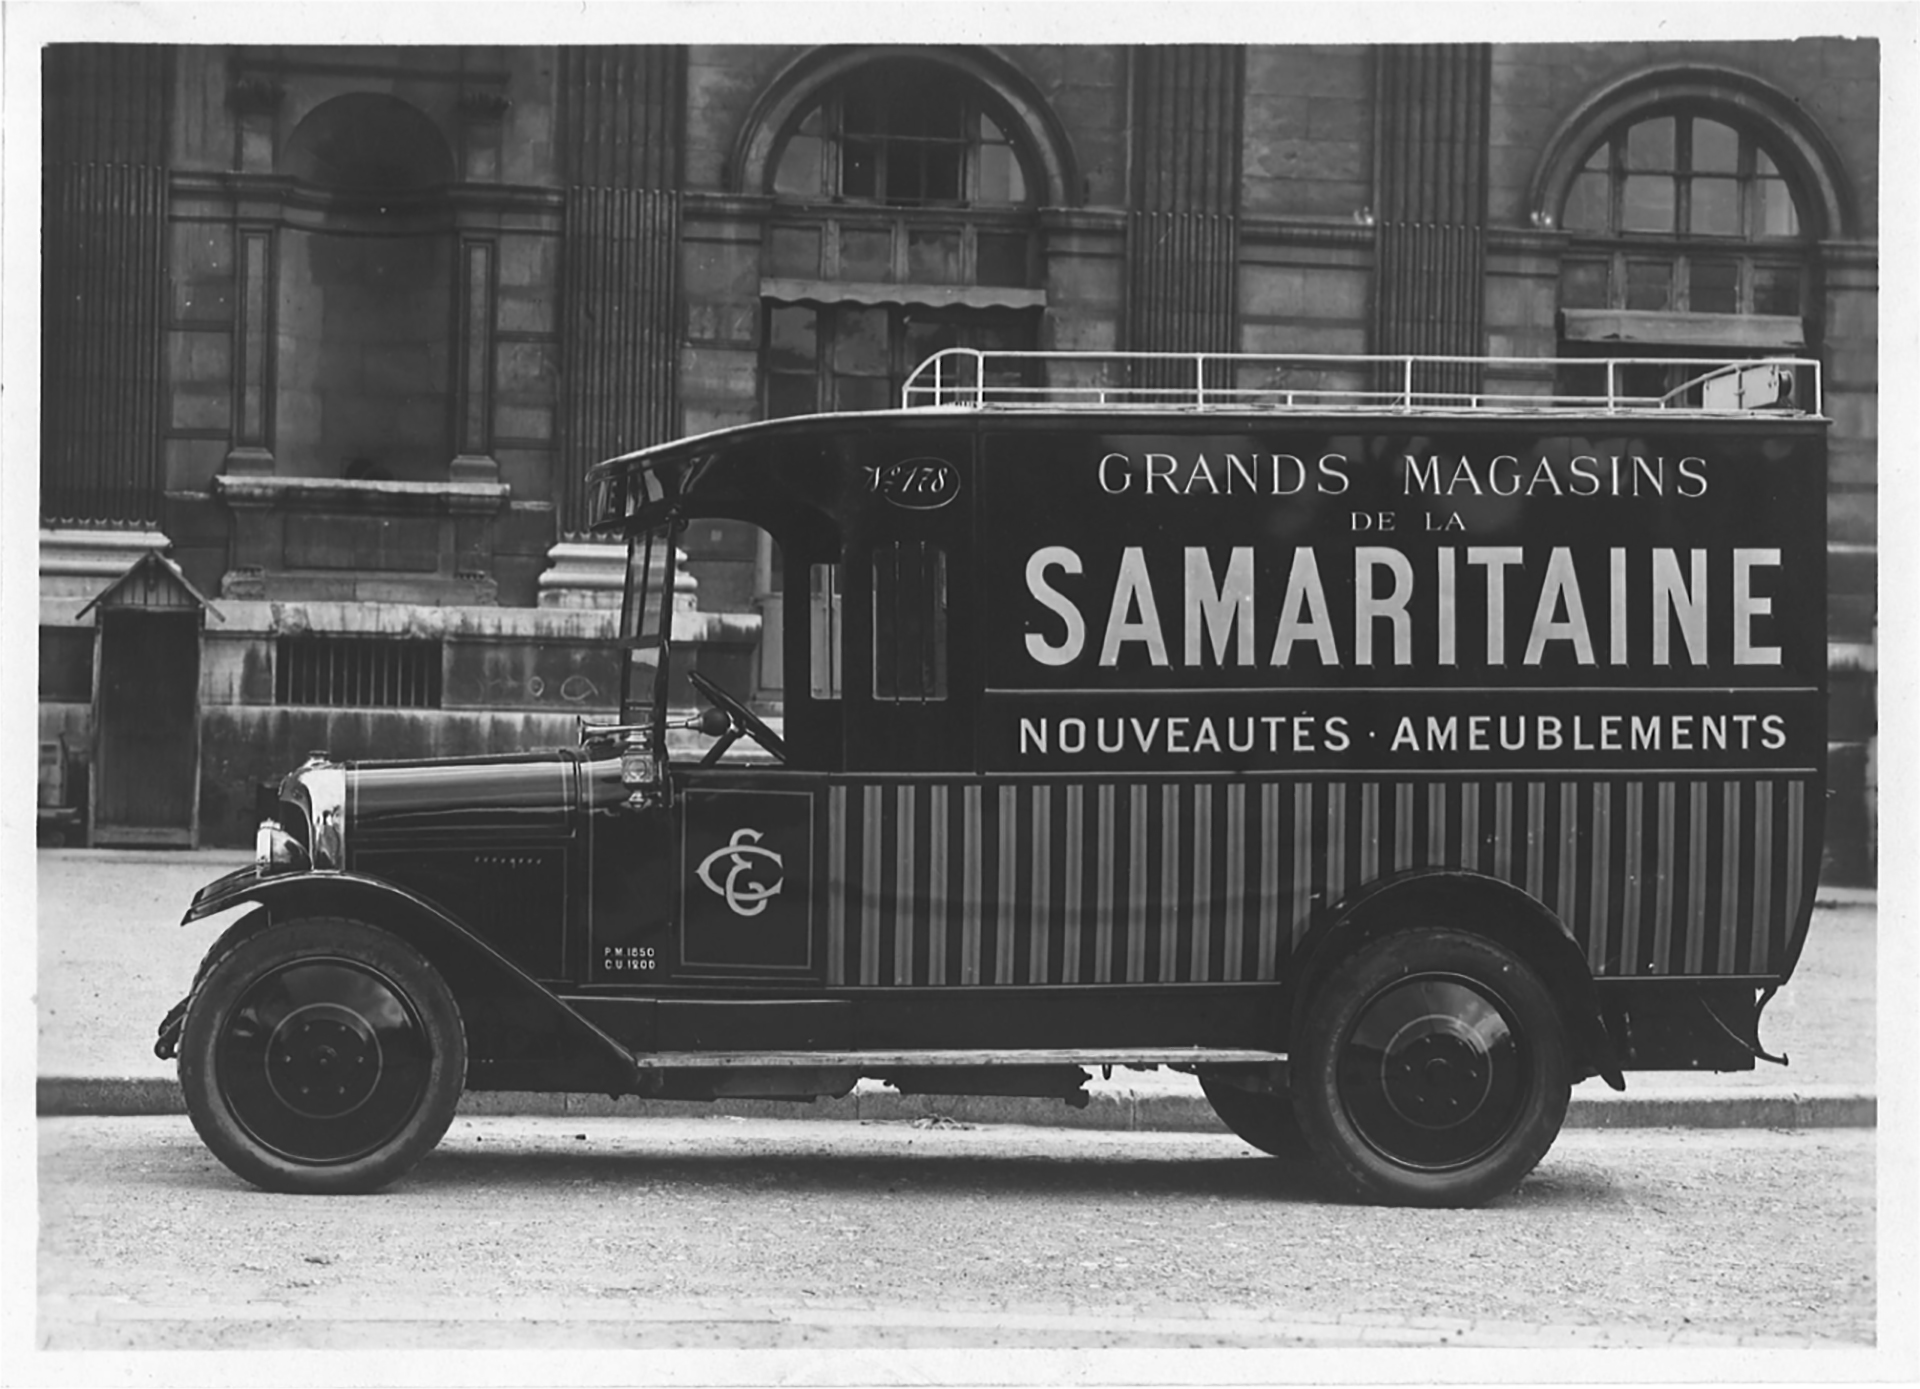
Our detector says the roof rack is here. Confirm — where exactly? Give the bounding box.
[899,350,1822,418]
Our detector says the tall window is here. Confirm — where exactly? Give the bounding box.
[871,541,948,703]
[1557,112,1809,318]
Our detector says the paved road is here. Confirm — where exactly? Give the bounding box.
[38,1115,1874,1351]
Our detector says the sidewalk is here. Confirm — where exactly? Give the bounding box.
[35,849,1876,1130]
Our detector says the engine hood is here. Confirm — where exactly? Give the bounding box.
[343,750,584,845]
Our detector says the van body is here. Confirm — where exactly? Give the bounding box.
[161,352,1828,1204]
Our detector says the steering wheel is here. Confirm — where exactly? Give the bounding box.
[688,670,788,765]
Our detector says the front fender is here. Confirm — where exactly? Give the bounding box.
[178,868,638,1091]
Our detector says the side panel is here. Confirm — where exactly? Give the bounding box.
[970,421,1826,983]
[820,772,1814,989]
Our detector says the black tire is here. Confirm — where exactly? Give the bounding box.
[1198,1070,1309,1162]
[158,909,274,1060]
[178,916,467,1194]
[192,907,274,988]
[1292,929,1571,1208]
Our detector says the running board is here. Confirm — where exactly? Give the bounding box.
[627,1047,1285,1070]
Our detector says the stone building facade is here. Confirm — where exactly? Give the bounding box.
[37,40,1877,878]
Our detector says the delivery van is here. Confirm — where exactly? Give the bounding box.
[160,349,1827,1206]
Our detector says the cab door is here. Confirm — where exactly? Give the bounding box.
[672,766,825,979]
[842,433,975,772]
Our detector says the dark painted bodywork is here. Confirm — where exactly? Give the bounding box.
[179,408,1827,1092]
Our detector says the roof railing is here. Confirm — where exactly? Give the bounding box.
[898,350,1823,417]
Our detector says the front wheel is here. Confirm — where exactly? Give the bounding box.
[178,917,467,1194]
[1292,929,1570,1207]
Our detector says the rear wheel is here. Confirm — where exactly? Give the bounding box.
[178,917,466,1194]
[1293,929,1570,1207]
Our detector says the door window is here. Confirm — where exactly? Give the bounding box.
[871,541,948,702]
[810,562,844,700]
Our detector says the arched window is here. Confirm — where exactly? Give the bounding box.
[757,56,1049,419]
[1556,111,1810,321]
[771,62,1031,208]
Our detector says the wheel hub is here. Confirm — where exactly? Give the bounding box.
[266,1005,383,1119]
[1383,1023,1494,1128]
[1336,972,1527,1172]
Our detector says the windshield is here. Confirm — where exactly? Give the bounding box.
[618,523,679,739]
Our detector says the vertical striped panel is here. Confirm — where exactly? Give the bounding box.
[1717,782,1743,974]
[1749,781,1775,974]
[1783,781,1806,973]
[1127,785,1151,983]
[1191,785,1215,981]
[827,784,848,985]
[1094,786,1116,984]
[893,785,915,986]
[1556,782,1581,929]
[1652,782,1676,974]
[1062,786,1084,984]
[960,785,983,984]
[1394,783,1415,872]
[1359,783,1381,883]
[818,772,1807,990]
[1326,783,1349,897]
[1223,784,1246,981]
[1028,786,1053,984]
[1587,783,1612,974]
[1524,783,1546,900]
[1493,782,1513,879]
[1287,783,1312,954]
[928,785,950,985]
[1461,782,1482,872]
[1684,782,1710,974]
[1621,783,1645,975]
[995,785,1019,985]
[860,785,884,987]
[1158,784,1182,981]
[1258,783,1283,970]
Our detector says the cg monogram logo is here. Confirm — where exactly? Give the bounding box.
[694,828,785,917]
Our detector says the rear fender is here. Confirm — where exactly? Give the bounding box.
[180,869,638,1091]
[1286,869,1624,1089]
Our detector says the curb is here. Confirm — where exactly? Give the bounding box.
[36,1076,1876,1131]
